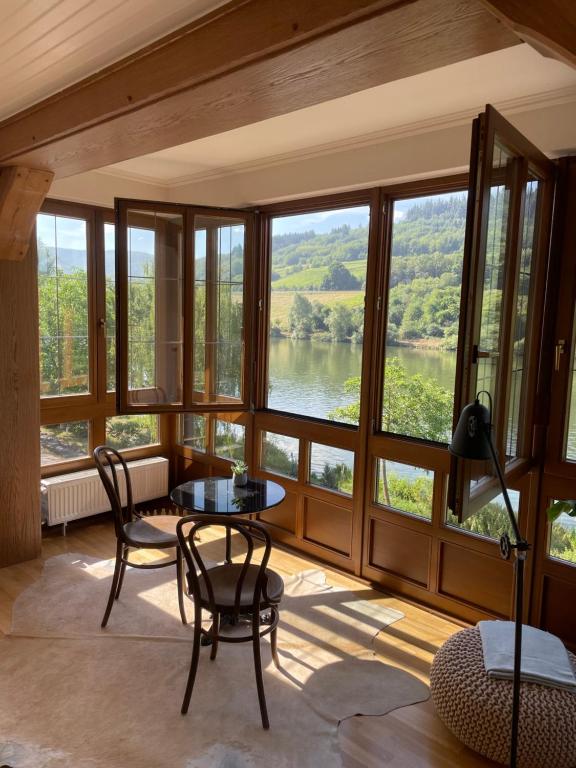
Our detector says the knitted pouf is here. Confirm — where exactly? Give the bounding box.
[430,627,576,768]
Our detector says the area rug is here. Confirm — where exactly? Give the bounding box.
[1,554,429,768]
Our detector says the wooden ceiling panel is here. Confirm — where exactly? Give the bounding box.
[0,0,229,121]
[0,0,520,179]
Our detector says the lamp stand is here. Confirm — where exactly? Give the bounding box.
[485,430,529,768]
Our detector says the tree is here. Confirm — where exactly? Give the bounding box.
[288,294,314,338]
[328,358,453,506]
[329,358,453,440]
[328,304,354,341]
[320,262,361,290]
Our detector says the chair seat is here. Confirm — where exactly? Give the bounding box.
[123,516,179,547]
[197,563,284,610]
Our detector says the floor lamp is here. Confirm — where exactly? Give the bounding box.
[449,394,529,768]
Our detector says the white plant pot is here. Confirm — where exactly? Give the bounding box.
[233,471,248,487]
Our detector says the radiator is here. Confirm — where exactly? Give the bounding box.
[41,456,169,527]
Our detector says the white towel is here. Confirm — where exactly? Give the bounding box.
[478,620,576,693]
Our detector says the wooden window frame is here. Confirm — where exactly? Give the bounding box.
[39,199,169,478]
[448,105,555,522]
[115,198,255,414]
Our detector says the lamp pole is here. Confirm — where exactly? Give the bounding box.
[484,426,529,768]
[450,395,529,768]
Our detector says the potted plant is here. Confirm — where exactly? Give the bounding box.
[231,460,249,487]
[547,499,576,523]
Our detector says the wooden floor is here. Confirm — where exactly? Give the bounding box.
[0,516,497,767]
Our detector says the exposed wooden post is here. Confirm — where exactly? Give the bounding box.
[0,166,50,566]
[0,166,53,261]
[480,0,576,67]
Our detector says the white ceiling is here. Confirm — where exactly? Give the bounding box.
[101,45,576,186]
[0,0,228,122]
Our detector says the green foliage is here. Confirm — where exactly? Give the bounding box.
[320,263,361,290]
[106,416,158,450]
[310,462,353,494]
[328,358,452,441]
[262,439,298,479]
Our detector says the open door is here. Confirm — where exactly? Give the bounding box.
[115,199,255,413]
[448,105,555,521]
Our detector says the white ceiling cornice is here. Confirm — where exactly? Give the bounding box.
[95,85,576,189]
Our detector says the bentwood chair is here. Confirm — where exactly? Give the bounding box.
[176,514,284,729]
[93,446,187,628]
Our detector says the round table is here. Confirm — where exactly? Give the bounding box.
[170,476,286,562]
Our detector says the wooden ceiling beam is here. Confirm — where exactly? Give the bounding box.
[480,1,576,67]
[0,0,519,179]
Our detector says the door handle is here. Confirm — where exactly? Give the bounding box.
[554,339,566,371]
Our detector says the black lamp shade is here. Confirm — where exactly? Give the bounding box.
[449,399,492,460]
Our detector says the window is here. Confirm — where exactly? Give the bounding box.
[375,459,433,520]
[261,432,299,479]
[449,106,554,522]
[381,191,467,443]
[115,201,253,413]
[41,421,90,465]
[214,419,245,461]
[447,489,519,542]
[564,307,576,461]
[105,416,159,451]
[309,444,354,495]
[37,203,166,474]
[37,213,90,397]
[548,501,576,565]
[267,205,370,423]
[180,414,207,452]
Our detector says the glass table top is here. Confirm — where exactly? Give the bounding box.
[170,476,286,515]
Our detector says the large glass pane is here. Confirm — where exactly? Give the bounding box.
[105,415,159,451]
[261,431,298,479]
[375,459,433,520]
[40,421,89,465]
[447,488,519,541]
[506,176,539,458]
[214,419,245,461]
[105,223,116,392]
[549,502,576,565]
[37,213,90,397]
[180,414,207,452]
[309,444,354,495]
[565,307,576,461]
[193,216,245,404]
[126,210,184,406]
[267,206,370,423]
[382,192,467,442]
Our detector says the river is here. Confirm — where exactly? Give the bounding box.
[266,337,576,484]
[268,337,457,421]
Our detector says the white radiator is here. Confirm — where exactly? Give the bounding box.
[41,456,169,527]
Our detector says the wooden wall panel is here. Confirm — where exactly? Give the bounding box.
[438,540,513,616]
[368,517,431,587]
[540,574,576,649]
[0,239,42,566]
[259,490,297,534]
[303,496,352,556]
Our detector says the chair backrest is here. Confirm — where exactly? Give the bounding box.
[93,445,135,538]
[176,514,273,616]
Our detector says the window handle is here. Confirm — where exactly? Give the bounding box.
[472,344,491,364]
[97,317,106,332]
[554,339,566,371]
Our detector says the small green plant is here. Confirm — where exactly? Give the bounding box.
[546,499,576,522]
[231,460,248,476]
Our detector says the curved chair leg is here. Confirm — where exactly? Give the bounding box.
[114,546,128,600]
[182,602,202,715]
[252,610,270,729]
[102,540,123,628]
[210,612,220,661]
[176,547,187,625]
[271,622,280,669]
